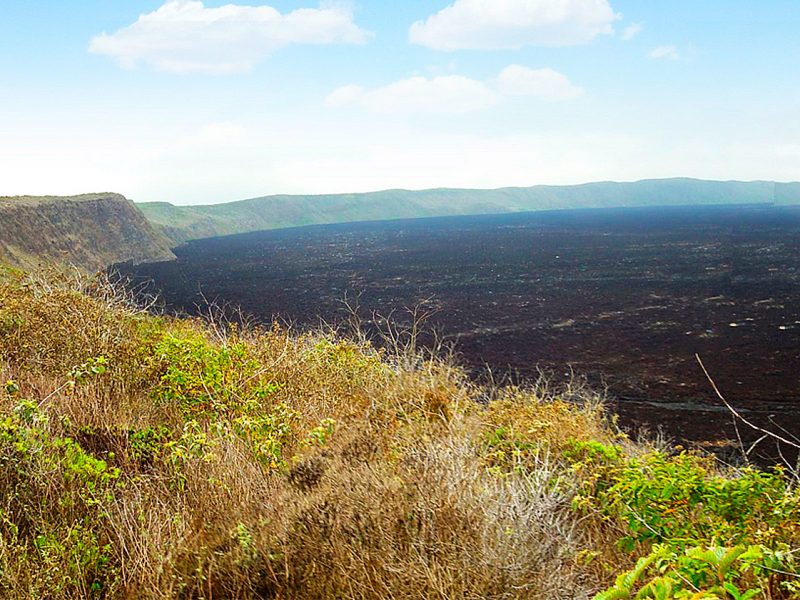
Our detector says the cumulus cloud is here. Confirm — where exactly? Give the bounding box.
[496,65,584,101]
[89,0,371,74]
[621,22,643,40]
[409,0,620,51]
[649,45,680,60]
[326,65,583,114]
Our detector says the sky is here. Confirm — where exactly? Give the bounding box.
[1,0,799,205]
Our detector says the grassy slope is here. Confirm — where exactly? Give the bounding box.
[139,178,799,244]
[0,266,798,599]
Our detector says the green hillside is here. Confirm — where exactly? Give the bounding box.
[139,178,799,244]
[776,182,800,204]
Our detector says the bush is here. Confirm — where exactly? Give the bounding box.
[568,441,800,550]
[596,544,799,599]
[0,400,120,597]
[565,441,800,598]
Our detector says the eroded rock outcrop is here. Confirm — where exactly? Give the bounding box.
[0,193,175,271]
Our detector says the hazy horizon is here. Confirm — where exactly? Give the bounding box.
[1,1,799,205]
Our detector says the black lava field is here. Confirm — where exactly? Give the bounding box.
[120,205,800,456]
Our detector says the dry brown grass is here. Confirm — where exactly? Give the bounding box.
[0,268,637,599]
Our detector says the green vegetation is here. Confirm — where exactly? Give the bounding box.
[138,178,800,244]
[0,265,798,598]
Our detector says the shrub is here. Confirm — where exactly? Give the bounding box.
[0,400,121,597]
[596,544,799,599]
[568,440,800,551]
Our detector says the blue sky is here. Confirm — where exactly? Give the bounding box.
[1,0,798,204]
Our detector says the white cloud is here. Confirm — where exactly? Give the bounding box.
[649,45,680,60]
[89,0,371,74]
[621,22,643,41]
[409,0,620,51]
[327,66,583,114]
[324,84,367,107]
[326,75,501,114]
[496,65,584,101]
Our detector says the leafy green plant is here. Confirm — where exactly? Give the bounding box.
[233,522,259,568]
[55,437,120,498]
[0,400,121,595]
[154,332,279,417]
[152,332,305,472]
[67,356,108,385]
[34,524,116,598]
[594,544,781,599]
[482,425,542,475]
[303,418,336,447]
[567,441,799,551]
[4,379,20,395]
[0,308,23,336]
[128,425,172,466]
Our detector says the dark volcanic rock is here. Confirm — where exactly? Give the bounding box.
[121,205,800,459]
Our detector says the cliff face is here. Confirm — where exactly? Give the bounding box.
[0,193,176,271]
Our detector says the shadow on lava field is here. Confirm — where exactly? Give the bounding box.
[118,204,800,457]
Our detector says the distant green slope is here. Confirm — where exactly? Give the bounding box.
[138,178,800,245]
[776,182,800,204]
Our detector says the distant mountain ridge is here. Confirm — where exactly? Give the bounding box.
[2,180,797,272]
[0,193,175,271]
[139,178,800,244]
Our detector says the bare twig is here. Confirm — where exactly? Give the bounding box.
[696,354,800,451]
